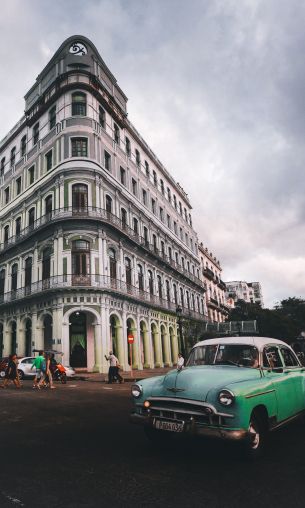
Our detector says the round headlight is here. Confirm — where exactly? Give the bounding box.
[218,389,235,406]
[131,384,143,398]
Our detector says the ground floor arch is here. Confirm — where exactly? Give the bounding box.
[69,312,87,367]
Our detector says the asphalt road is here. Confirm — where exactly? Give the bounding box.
[0,380,305,508]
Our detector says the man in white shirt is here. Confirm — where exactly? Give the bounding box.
[105,351,123,383]
[177,353,185,371]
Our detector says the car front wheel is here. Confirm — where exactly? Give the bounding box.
[244,412,267,459]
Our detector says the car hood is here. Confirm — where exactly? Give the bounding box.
[149,365,261,401]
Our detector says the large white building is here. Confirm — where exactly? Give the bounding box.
[225,281,263,307]
[0,36,208,372]
[198,243,228,322]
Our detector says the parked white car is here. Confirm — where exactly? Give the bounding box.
[17,357,75,380]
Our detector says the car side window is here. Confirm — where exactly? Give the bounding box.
[263,346,282,369]
[280,347,299,367]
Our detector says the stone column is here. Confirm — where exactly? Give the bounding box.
[116,325,125,368]
[17,316,24,357]
[3,320,10,356]
[143,328,151,368]
[162,327,171,367]
[93,322,103,373]
[152,325,162,368]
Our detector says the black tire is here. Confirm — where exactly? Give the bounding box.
[60,374,67,384]
[0,371,5,378]
[243,412,267,459]
[17,370,24,380]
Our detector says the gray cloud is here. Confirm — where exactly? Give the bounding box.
[1,0,305,307]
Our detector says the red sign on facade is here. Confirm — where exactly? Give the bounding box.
[127,334,134,344]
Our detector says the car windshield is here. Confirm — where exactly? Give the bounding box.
[187,344,259,368]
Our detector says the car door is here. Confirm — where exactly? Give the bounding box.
[262,345,298,422]
[278,345,305,414]
[22,358,35,376]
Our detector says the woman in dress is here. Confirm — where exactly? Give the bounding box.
[2,354,21,388]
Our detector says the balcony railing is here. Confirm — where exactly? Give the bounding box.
[0,274,205,321]
[203,268,214,281]
[0,207,203,289]
[218,280,226,291]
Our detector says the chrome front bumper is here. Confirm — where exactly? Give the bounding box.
[130,412,248,442]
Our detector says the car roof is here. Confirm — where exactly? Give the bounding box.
[194,336,290,350]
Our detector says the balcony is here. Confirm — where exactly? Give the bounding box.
[0,207,203,290]
[0,274,205,321]
[203,268,214,281]
[218,280,226,291]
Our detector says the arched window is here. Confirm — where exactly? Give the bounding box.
[15,217,21,237]
[72,240,90,285]
[133,218,138,235]
[148,270,154,295]
[186,291,190,309]
[25,257,32,292]
[125,257,132,287]
[180,287,184,307]
[105,195,112,215]
[173,284,177,304]
[4,225,9,245]
[121,208,127,229]
[72,92,87,116]
[45,195,53,216]
[192,294,195,310]
[143,226,149,246]
[157,275,162,300]
[0,269,5,298]
[11,263,18,292]
[72,184,88,211]
[42,247,52,282]
[28,207,35,229]
[109,248,116,280]
[137,264,144,291]
[152,234,157,253]
[166,280,170,302]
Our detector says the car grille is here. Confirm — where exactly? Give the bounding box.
[140,399,225,426]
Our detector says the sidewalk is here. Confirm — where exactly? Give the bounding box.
[73,367,173,383]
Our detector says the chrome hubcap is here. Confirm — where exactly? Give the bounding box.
[249,421,260,449]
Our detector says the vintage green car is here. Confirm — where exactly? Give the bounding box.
[130,337,305,457]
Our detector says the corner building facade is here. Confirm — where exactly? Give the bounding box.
[0,36,206,372]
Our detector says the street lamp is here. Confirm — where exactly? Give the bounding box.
[176,305,185,358]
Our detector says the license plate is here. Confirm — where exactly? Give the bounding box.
[154,419,184,433]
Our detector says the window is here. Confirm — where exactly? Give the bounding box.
[15,217,21,237]
[190,238,193,251]
[133,218,138,234]
[160,241,165,258]
[104,151,111,170]
[142,189,147,206]
[132,178,137,196]
[180,287,184,307]
[28,208,35,229]
[148,270,154,295]
[280,346,299,367]
[137,265,144,291]
[125,257,132,286]
[179,202,182,215]
[45,195,52,216]
[145,161,150,178]
[49,106,56,129]
[168,246,172,260]
[143,226,149,246]
[72,92,86,116]
[72,184,88,210]
[120,167,126,186]
[4,187,9,204]
[72,241,91,283]
[45,150,52,171]
[28,166,35,185]
[180,227,183,241]
[25,257,32,288]
[20,136,27,157]
[135,149,141,167]
[167,214,171,228]
[263,346,282,369]
[114,124,120,145]
[152,234,157,252]
[166,280,170,302]
[105,195,112,215]
[15,177,21,196]
[33,123,39,146]
[0,157,5,176]
[173,284,177,304]
[160,179,164,195]
[153,170,157,187]
[99,106,105,128]
[4,225,9,244]
[151,198,156,214]
[71,138,88,157]
[174,221,177,235]
[175,252,179,264]
[173,195,177,209]
[185,233,188,246]
[157,275,162,299]
[184,208,188,221]
[121,208,127,228]
[0,269,5,297]
[10,147,16,168]
[125,137,131,156]
[159,207,164,222]
[189,213,192,227]
[167,187,171,202]
[11,264,18,292]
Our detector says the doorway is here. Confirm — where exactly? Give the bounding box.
[70,312,87,368]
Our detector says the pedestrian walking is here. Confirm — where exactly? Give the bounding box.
[105,351,123,383]
[177,353,185,371]
[41,352,56,389]
[31,350,45,389]
[2,354,21,388]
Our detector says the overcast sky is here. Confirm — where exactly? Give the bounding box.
[1,0,305,308]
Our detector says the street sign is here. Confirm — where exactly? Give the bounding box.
[128,334,134,344]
